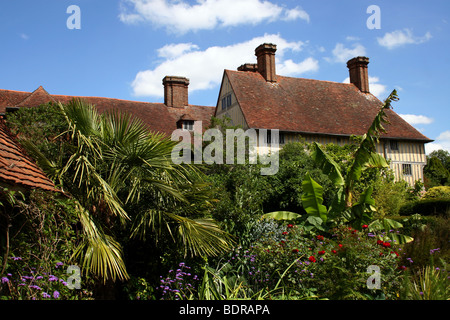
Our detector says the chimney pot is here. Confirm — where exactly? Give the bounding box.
[347,56,370,93]
[255,43,277,82]
[237,63,258,72]
[163,76,189,108]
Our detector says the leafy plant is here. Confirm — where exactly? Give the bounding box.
[266,90,398,232]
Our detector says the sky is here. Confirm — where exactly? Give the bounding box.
[0,0,449,154]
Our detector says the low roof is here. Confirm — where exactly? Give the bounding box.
[0,119,58,192]
[0,86,215,136]
[224,69,432,142]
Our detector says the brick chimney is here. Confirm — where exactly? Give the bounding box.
[163,76,189,108]
[347,56,370,93]
[255,43,277,82]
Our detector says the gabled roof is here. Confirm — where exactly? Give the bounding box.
[16,86,56,107]
[0,87,215,137]
[223,69,432,142]
[0,119,58,192]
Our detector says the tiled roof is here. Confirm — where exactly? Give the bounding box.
[0,88,215,137]
[0,119,58,192]
[224,70,432,142]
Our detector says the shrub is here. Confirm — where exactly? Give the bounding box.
[399,266,449,300]
[422,186,450,200]
[225,222,404,300]
[1,257,93,300]
[399,215,449,273]
[399,199,450,217]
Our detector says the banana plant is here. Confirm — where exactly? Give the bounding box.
[264,90,399,231]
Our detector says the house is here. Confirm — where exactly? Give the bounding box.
[0,118,58,192]
[214,43,433,185]
[0,76,215,137]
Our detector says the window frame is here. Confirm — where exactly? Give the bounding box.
[402,163,412,176]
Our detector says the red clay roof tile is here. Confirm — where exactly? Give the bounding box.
[0,119,58,192]
[224,69,432,142]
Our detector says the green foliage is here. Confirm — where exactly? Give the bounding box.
[372,178,419,217]
[219,222,403,300]
[422,186,450,199]
[6,100,234,287]
[0,189,94,299]
[298,90,397,231]
[424,152,450,188]
[301,173,328,223]
[261,211,301,222]
[399,266,449,300]
[399,215,449,273]
[399,199,450,217]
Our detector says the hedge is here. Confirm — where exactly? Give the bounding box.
[399,198,450,217]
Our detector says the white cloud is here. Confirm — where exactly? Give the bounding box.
[377,28,432,49]
[119,0,309,34]
[19,33,29,40]
[157,43,199,59]
[426,131,450,154]
[327,43,366,63]
[277,57,319,76]
[398,114,434,126]
[131,34,315,97]
[342,76,386,99]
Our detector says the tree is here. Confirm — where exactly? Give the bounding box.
[424,155,450,188]
[13,100,234,284]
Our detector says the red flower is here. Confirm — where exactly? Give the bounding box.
[332,250,337,254]
[292,249,299,253]
[318,250,325,255]
[382,242,391,248]
[391,251,399,257]
[308,256,316,263]
[338,244,343,248]
[282,231,289,235]
[377,240,384,245]
[362,224,368,229]
[316,235,324,241]
[287,224,294,228]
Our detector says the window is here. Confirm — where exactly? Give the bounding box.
[390,140,399,151]
[402,163,412,176]
[266,131,284,144]
[182,120,194,131]
[221,94,232,110]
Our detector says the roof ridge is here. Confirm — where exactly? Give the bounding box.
[16,85,56,107]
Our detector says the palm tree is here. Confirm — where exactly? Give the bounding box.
[27,99,234,283]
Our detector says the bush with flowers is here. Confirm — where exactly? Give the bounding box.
[225,221,405,300]
[0,256,93,300]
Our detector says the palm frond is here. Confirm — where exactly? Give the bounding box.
[71,203,129,282]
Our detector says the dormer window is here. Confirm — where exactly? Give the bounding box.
[182,120,194,131]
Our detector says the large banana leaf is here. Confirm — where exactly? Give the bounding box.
[261,211,301,221]
[301,173,328,223]
[310,142,345,187]
[369,218,414,244]
[348,186,376,229]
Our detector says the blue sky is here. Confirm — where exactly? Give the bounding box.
[1,0,449,153]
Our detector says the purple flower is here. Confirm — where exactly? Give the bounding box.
[48,275,59,282]
[53,291,60,299]
[55,262,64,268]
[29,285,42,291]
[1,277,9,283]
[42,292,51,299]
